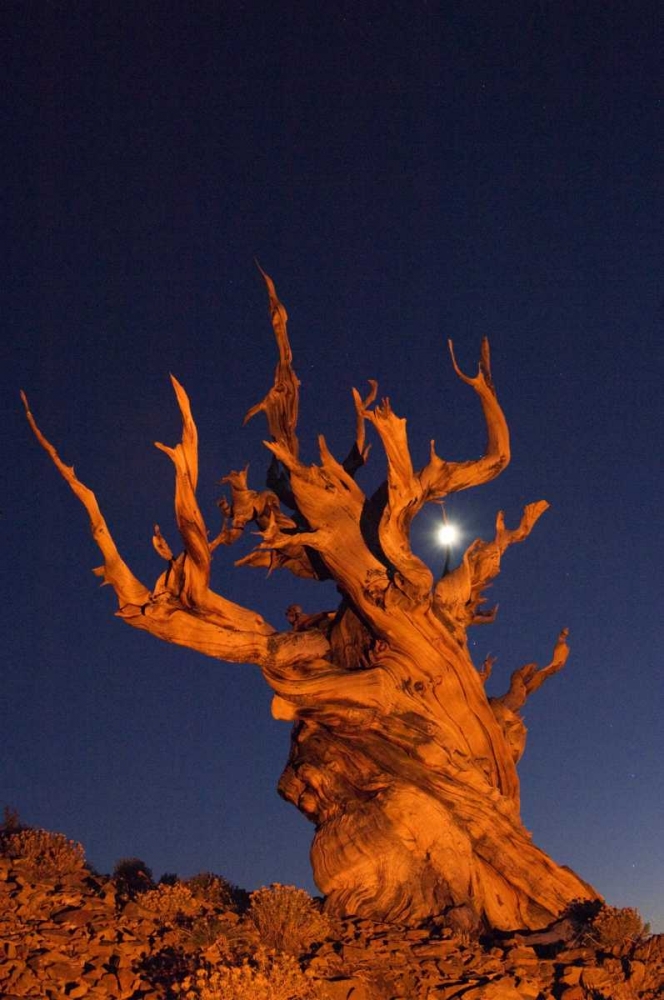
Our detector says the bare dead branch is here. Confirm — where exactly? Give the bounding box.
[479,653,496,683]
[21,391,150,609]
[362,397,434,601]
[343,380,378,475]
[152,524,174,562]
[243,266,300,457]
[154,375,211,606]
[496,628,570,712]
[21,385,337,687]
[210,466,295,550]
[419,338,510,499]
[434,502,549,629]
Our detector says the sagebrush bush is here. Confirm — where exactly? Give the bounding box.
[582,904,647,951]
[248,884,331,957]
[187,914,236,952]
[141,882,203,922]
[174,947,318,1000]
[1,827,86,881]
[186,871,247,911]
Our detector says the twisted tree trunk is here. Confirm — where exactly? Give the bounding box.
[23,269,599,931]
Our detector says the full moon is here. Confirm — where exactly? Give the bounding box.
[437,523,460,547]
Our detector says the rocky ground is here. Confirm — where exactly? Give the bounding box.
[1,827,662,999]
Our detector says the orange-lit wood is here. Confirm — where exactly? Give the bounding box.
[24,273,599,931]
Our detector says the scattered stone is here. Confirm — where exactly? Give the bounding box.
[1,845,663,1000]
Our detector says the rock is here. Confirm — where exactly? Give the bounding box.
[413,939,463,959]
[558,987,585,1000]
[457,980,523,999]
[559,965,582,986]
[556,946,596,962]
[68,984,90,998]
[515,979,543,998]
[45,958,85,981]
[318,977,370,999]
[626,958,646,989]
[504,945,538,964]
[1,848,663,1000]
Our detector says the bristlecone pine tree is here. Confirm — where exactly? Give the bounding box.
[23,271,599,932]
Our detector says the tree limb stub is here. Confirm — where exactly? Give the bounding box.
[344,380,378,475]
[243,265,300,457]
[488,629,571,766]
[497,628,571,713]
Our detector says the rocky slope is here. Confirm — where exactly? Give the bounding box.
[0,828,662,999]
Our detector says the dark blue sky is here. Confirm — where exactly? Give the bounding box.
[3,2,662,929]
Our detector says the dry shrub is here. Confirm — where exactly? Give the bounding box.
[248,884,331,957]
[583,905,647,951]
[141,883,204,922]
[113,856,155,898]
[2,827,86,881]
[174,947,318,1000]
[186,871,247,911]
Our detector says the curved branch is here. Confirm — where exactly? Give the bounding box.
[497,628,570,712]
[363,398,434,602]
[154,375,211,606]
[354,339,510,606]
[419,338,510,499]
[434,501,549,630]
[488,629,570,765]
[243,265,300,457]
[21,391,150,608]
[253,431,411,633]
[343,380,378,476]
[211,466,295,550]
[21,385,334,686]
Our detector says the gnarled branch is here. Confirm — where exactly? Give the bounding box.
[355,338,511,607]
[21,385,331,687]
[362,398,434,602]
[244,265,300,457]
[434,501,549,631]
[489,629,570,765]
[496,628,570,713]
[419,338,510,499]
[21,391,150,609]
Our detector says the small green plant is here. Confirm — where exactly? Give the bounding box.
[2,826,86,881]
[247,884,331,957]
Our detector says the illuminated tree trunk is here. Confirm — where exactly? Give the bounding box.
[23,270,599,931]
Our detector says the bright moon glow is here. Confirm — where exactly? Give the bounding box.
[437,523,460,546]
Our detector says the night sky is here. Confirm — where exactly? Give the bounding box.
[3,2,662,930]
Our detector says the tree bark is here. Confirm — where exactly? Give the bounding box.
[23,270,599,932]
